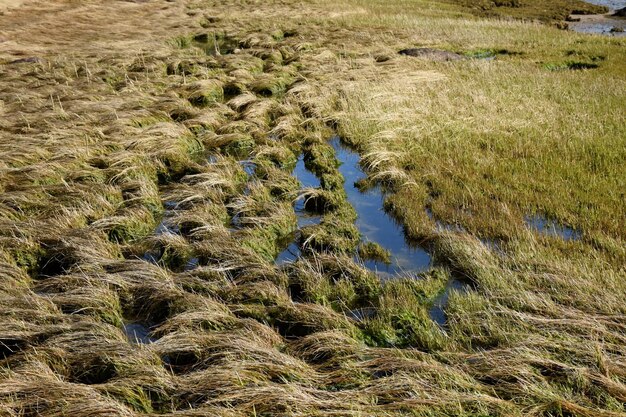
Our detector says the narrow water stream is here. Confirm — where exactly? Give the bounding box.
[330,137,432,278]
[275,138,468,325]
[123,323,155,344]
[142,200,180,264]
[428,279,469,326]
[275,155,322,264]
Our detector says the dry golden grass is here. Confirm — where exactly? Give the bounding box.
[0,0,624,416]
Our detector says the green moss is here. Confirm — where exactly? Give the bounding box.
[256,165,300,198]
[360,279,448,350]
[301,216,360,254]
[156,135,204,180]
[319,171,344,191]
[294,267,381,312]
[303,189,345,213]
[159,245,193,272]
[254,147,298,171]
[304,142,339,177]
[239,202,297,260]
[360,318,398,347]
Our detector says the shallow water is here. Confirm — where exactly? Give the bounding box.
[293,155,320,189]
[275,156,322,264]
[123,323,154,344]
[330,137,431,277]
[526,215,581,241]
[583,0,625,9]
[428,279,469,326]
[142,201,181,264]
[292,155,323,226]
[275,234,302,265]
[239,160,257,177]
[569,0,626,36]
[569,17,626,35]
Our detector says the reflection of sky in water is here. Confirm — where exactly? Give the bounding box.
[239,160,256,177]
[123,323,155,344]
[582,0,625,10]
[429,279,469,326]
[276,156,322,265]
[330,137,431,275]
[276,239,301,265]
[293,156,320,189]
[526,215,581,241]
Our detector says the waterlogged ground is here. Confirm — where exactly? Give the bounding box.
[0,0,625,416]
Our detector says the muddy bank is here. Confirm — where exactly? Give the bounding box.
[568,0,626,35]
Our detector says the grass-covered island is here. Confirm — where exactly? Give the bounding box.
[0,0,624,415]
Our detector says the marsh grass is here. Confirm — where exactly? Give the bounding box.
[0,0,624,416]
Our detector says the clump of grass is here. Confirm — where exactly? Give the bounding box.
[301,216,360,254]
[186,80,225,107]
[287,254,382,311]
[357,241,391,264]
[250,72,294,97]
[169,35,193,49]
[544,61,599,71]
[360,278,448,351]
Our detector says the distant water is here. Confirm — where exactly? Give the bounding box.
[582,0,625,10]
[569,0,626,36]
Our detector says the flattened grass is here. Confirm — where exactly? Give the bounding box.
[0,0,624,416]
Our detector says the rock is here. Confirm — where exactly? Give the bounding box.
[398,48,464,61]
[613,7,626,17]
